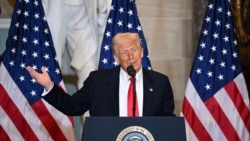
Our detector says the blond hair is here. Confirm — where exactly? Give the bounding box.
[112,32,142,55]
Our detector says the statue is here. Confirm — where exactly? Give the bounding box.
[231,0,250,95]
[7,0,15,7]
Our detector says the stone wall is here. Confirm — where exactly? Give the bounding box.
[136,0,196,115]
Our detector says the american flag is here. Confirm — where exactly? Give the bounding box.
[181,0,250,140]
[0,0,75,140]
[98,0,151,70]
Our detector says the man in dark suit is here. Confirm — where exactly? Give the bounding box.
[26,32,175,117]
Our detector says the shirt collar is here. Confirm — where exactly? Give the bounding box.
[120,66,143,81]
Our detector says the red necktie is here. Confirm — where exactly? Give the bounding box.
[127,77,139,117]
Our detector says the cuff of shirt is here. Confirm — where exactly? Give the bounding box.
[41,83,54,97]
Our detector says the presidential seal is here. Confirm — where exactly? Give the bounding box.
[116,126,154,141]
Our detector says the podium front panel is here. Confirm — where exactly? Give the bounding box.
[82,117,186,141]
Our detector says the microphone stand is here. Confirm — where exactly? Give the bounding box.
[132,76,136,117]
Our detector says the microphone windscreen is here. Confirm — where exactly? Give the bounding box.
[127,65,136,77]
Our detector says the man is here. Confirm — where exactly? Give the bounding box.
[26,32,175,117]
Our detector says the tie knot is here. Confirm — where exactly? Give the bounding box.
[129,77,135,82]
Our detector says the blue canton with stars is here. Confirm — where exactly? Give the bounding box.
[2,0,62,104]
[98,0,151,70]
[190,0,242,101]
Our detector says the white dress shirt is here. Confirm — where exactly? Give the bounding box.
[119,67,143,117]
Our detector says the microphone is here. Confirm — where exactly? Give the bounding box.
[127,64,136,77]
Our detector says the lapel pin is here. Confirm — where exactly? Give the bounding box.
[149,88,153,92]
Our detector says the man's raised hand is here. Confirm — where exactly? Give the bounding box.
[26,66,54,90]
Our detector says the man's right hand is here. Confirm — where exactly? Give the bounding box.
[26,66,54,90]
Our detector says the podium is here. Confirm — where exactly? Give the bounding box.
[82,117,186,141]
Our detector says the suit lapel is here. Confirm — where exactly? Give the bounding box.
[106,67,120,116]
[142,69,155,116]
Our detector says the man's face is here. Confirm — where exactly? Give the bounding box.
[114,38,143,72]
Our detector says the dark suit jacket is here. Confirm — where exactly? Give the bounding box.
[43,67,175,116]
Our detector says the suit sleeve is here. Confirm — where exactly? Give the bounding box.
[43,82,90,116]
[163,77,176,116]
